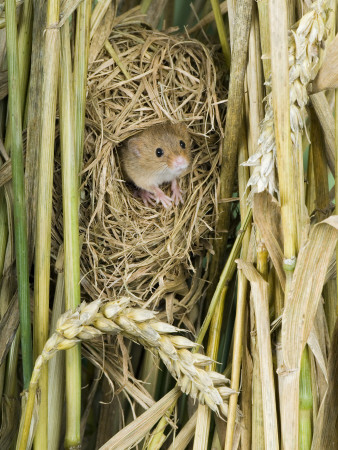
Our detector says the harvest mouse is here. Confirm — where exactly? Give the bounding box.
[121,122,191,208]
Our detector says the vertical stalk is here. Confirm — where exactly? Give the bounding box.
[251,239,269,450]
[0,190,8,403]
[212,0,252,286]
[206,289,227,361]
[0,190,8,280]
[335,88,338,326]
[256,0,271,87]
[5,0,32,388]
[286,0,296,27]
[64,0,91,443]
[4,0,33,151]
[17,0,33,114]
[196,209,252,346]
[335,0,338,343]
[48,247,65,450]
[33,0,60,445]
[269,0,296,263]
[305,143,316,214]
[269,1,298,448]
[299,347,313,450]
[256,242,277,449]
[194,286,226,450]
[60,19,82,449]
[193,405,212,450]
[0,224,14,405]
[224,272,249,450]
[246,2,264,156]
[210,0,231,68]
[74,0,91,175]
[251,337,265,450]
[224,123,251,450]
[25,0,46,263]
[140,0,152,13]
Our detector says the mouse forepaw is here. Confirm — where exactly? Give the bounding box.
[171,179,184,205]
[152,186,172,209]
[137,189,156,207]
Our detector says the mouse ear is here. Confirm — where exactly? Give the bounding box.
[127,138,141,157]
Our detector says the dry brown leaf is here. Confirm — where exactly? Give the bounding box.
[282,215,338,370]
[307,328,328,383]
[0,294,19,365]
[88,2,115,64]
[312,32,338,93]
[236,259,279,450]
[83,344,155,410]
[310,92,335,176]
[253,191,285,290]
[99,387,180,450]
[307,301,329,388]
[59,0,83,27]
[168,412,197,450]
[311,321,338,450]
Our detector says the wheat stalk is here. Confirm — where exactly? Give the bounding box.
[243,0,332,200]
[18,297,235,448]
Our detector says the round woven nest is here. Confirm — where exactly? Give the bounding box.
[71,18,226,319]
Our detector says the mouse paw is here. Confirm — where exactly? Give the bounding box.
[137,189,156,207]
[171,179,184,205]
[152,186,172,209]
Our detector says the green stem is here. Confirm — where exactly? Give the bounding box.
[74,0,91,175]
[17,381,39,450]
[140,0,153,14]
[17,0,33,114]
[60,19,82,449]
[210,0,231,69]
[196,208,252,346]
[5,0,32,389]
[299,347,313,450]
[0,189,8,279]
[147,403,175,449]
[33,0,60,445]
[5,0,33,152]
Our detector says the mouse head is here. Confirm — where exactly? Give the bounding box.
[127,122,191,178]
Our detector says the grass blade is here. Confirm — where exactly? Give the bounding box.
[5,0,32,388]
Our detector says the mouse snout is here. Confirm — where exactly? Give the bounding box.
[172,155,189,171]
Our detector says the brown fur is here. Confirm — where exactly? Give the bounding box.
[121,121,191,192]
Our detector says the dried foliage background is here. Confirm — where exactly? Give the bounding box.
[53,20,227,317]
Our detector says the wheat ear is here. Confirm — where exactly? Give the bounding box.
[18,297,235,449]
[243,0,332,200]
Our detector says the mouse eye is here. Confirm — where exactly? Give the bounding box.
[156,148,164,157]
[179,140,186,149]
